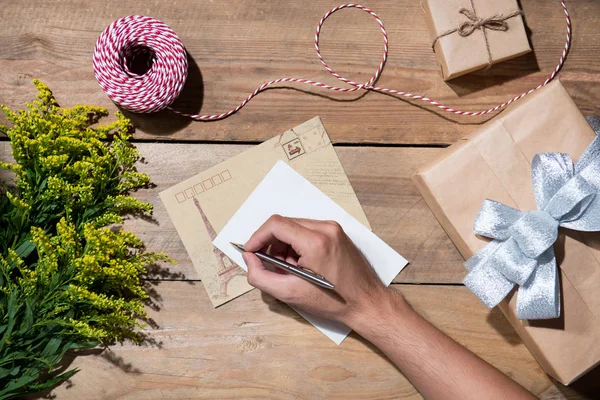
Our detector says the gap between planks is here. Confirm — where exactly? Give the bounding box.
[0,136,450,148]
[142,279,465,287]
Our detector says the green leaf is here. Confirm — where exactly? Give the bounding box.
[14,240,35,259]
[28,367,79,395]
[0,373,37,398]
[81,204,103,222]
[18,299,34,335]
[67,341,98,350]
[0,290,19,352]
[40,337,61,358]
[0,366,19,380]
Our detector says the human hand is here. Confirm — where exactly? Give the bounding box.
[242,215,395,326]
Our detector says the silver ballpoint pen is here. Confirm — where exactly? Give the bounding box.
[230,242,335,290]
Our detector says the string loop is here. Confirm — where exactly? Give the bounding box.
[93,2,572,120]
[456,10,512,37]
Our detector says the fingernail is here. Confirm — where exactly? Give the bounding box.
[242,252,249,263]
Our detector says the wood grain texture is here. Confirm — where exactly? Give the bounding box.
[1,0,599,144]
[0,142,465,283]
[42,283,597,400]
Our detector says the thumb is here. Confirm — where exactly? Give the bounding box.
[243,252,294,300]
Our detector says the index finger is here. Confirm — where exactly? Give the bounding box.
[244,215,314,256]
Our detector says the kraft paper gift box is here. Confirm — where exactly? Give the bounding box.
[412,80,600,385]
[423,0,532,80]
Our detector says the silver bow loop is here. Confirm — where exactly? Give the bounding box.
[464,240,516,308]
[531,153,574,210]
[464,116,600,320]
[516,249,560,320]
[473,200,523,240]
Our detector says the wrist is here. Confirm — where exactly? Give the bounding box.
[346,287,412,335]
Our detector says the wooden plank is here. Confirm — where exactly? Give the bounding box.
[0,142,465,283]
[44,282,592,399]
[1,0,599,145]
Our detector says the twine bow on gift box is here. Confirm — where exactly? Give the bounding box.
[464,117,600,320]
[454,8,521,37]
[431,0,524,68]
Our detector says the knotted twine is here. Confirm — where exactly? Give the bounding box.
[431,0,524,69]
[464,117,600,320]
[93,2,572,120]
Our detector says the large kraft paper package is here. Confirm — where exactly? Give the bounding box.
[413,80,600,384]
[423,0,531,80]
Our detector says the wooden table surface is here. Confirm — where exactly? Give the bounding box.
[2,0,600,399]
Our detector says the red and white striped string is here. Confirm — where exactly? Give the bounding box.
[93,2,571,121]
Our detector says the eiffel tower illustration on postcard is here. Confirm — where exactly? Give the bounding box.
[193,197,245,297]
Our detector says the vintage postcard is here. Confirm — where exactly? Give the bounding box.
[159,117,370,307]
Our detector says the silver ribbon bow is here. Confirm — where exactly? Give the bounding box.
[464,117,600,320]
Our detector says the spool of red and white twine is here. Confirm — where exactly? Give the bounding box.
[93,2,572,120]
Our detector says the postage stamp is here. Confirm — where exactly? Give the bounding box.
[283,138,305,160]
